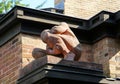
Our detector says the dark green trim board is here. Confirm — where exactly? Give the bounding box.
[0,6,120,46]
[0,24,21,46]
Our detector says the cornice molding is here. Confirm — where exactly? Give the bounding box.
[0,6,120,46]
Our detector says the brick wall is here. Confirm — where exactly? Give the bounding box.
[0,33,119,83]
[0,34,46,83]
[21,33,120,78]
[80,43,93,62]
[0,25,92,83]
[21,34,94,64]
[0,35,22,84]
[18,35,120,78]
[21,34,46,67]
[64,0,120,19]
[93,37,120,77]
[79,37,120,77]
[107,38,120,77]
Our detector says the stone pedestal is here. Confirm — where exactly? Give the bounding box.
[17,55,108,84]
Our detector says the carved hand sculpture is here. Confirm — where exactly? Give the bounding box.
[40,22,81,61]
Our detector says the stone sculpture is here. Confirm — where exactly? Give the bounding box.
[40,22,81,61]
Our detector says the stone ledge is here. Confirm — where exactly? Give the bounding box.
[17,55,106,84]
[19,55,103,77]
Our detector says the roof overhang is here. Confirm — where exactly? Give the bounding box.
[0,6,120,46]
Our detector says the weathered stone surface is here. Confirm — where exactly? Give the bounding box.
[19,55,103,78]
[17,55,120,84]
[17,55,105,84]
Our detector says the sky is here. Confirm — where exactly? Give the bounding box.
[21,0,54,9]
[0,0,54,9]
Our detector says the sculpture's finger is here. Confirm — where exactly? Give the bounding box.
[40,29,50,43]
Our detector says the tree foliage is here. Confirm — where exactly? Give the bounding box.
[0,0,28,14]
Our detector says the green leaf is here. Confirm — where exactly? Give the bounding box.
[6,2,12,11]
[0,0,29,14]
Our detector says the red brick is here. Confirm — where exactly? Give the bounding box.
[0,35,22,83]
